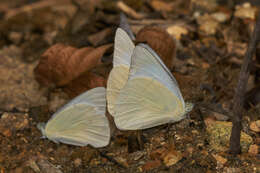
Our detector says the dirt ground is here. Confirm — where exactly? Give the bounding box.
[0,0,259,172]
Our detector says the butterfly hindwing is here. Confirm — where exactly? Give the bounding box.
[114,77,184,130]
[44,87,110,148]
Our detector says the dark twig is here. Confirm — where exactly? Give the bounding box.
[200,84,217,103]
[0,108,27,115]
[197,102,232,118]
[119,12,136,41]
[98,150,127,168]
[229,12,260,155]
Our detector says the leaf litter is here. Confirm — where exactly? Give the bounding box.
[0,0,259,172]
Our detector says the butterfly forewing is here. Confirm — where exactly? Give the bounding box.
[107,28,135,115]
[107,65,129,115]
[113,28,135,67]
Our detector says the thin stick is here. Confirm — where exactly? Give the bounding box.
[4,0,71,19]
[229,12,260,155]
[197,103,232,118]
[98,150,127,168]
[119,13,136,41]
[116,1,145,20]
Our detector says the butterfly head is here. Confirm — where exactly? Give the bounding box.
[37,122,47,138]
[184,102,194,114]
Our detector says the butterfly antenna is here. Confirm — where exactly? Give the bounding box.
[119,12,135,41]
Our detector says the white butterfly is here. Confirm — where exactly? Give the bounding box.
[113,44,193,130]
[37,87,110,148]
[106,28,135,116]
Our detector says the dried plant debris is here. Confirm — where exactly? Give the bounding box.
[34,43,112,96]
[63,72,107,98]
[234,3,258,20]
[249,120,260,133]
[149,0,174,12]
[0,46,47,111]
[0,112,29,137]
[167,25,189,40]
[205,118,253,152]
[196,13,220,35]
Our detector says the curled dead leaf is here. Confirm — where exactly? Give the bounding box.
[34,43,112,87]
[136,26,176,70]
[150,144,183,167]
[162,148,183,167]
[63,72,106,98]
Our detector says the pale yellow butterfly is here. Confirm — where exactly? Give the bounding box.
[37,87,110,148]
[113,44,193,130]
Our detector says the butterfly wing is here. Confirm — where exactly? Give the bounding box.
[129,44,185,104]
[113,28,135,67]
[45,87,110,148]
[113,44,186,130]
[107,28,135,115]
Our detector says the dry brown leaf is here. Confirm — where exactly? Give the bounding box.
[75,0,102,15]
[34,43,112,87]
[87,28,113,46]
[150,144,183,167]
[116,1,145,19]
[248,144,259,155]
[196,14,219,35]
[212,154,227,165]
[167,25,188,40]
[190,0,218,13]
[136,26,176,70]
[142,160,161,171]
[63,72,106,98]
[234,3,257,20]
[150,0,174,12]
[150,147,165,160]
[162,148,183,167]
[249,120,260,132]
